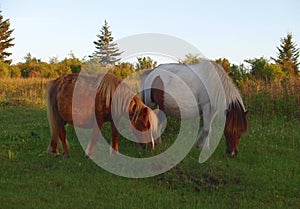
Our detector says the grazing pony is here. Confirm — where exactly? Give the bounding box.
[141,60,248,156]
[46,73,160,157]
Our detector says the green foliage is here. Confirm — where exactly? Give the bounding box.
[53,62,71,77]
[81,60,107,75]
[16,52,84,78]
[91,20,122,64]
[272,33,300,77]
[269,63,287,81]
[135,56,157,71]
[245,57,274,81]
[215,58,231,73]
[18,58,56,78]
[178,53,200,64]
[229,64,249,84]
[109,62,134,79]
[0,10,14,64]
[9,65,21,78]
[0,61,10,77]
[245,57,287,81]
[61,52,83,73]
[0,62,21,78]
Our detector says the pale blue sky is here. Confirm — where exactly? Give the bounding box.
[1,0,299,64]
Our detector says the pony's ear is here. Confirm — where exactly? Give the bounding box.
[129,99,137,113]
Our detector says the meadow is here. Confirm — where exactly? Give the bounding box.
[0,78,299,209]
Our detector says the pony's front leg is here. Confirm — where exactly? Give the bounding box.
[196,104,217,149]
[85,122,101,159]
[110,122,119,155]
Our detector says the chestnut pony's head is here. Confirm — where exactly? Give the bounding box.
[128,96,160,149]
[224,101,248,157]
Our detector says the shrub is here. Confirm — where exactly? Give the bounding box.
[0,61,10,78]
[9,65,21,78]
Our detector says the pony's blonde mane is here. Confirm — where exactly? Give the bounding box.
[96,73,136,119]
[205,60,248,136]
[208,60,245,112]
[96,73,160,138]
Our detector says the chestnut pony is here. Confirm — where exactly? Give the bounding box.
[141,60,248,156]
[46,73,160,157]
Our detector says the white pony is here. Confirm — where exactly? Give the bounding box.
[140,59,248,156]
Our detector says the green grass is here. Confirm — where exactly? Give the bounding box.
[0,107,299,209]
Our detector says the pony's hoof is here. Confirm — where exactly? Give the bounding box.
[226,148,238,157]
[63,153,71,158]
[195,139,203,148]
[85,154,95,160]
[109,147,119,156]
[47,147,60,157]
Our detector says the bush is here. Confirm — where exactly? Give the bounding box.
[9,65,21,78]
[0,61,10,78]
[109,62,134,79]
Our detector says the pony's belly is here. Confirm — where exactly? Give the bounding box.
[163,94,200,119]
[71,110,95,128]
[58,95,95,129]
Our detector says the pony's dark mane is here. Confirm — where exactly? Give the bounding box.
[225,100,248,137]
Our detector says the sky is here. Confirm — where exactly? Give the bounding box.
[1,0,300,65]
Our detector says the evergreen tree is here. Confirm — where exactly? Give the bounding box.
[246,57,274,81]
[91,20,122,64]
[0,10,15,64]
[272,33,300,77]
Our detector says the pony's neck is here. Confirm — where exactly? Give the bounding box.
[213,62,245,111]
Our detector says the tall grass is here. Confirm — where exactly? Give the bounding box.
[240,78,300,120]
[0,78,49,108]
[0,77,299,120]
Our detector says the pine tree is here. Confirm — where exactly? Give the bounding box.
[272,33,300,77]
[91,20,122,65]
[0,10,15,64]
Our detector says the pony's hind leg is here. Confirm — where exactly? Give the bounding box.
[48,136,60,157]
[59,127,70,158]
[111,122,119,155]
[47,119,62,157]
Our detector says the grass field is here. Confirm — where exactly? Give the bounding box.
[0,106,299,209]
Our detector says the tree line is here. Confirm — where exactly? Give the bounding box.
[0,10,299,83]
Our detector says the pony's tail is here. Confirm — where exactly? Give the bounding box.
[46,80,62,155]
[150,109,164,145]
